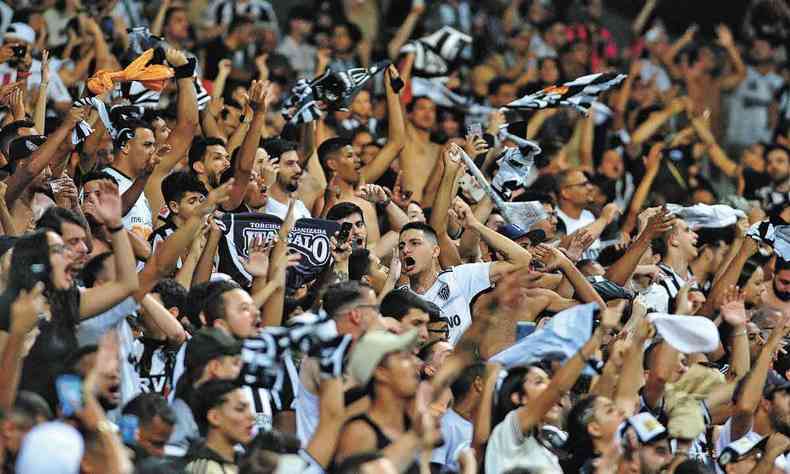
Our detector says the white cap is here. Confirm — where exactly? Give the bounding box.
[349,329,419,385]
[15,422,84,474]
[4,23,35,45]
[648,314,720,353]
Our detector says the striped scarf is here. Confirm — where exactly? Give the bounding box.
[505,72,627,115]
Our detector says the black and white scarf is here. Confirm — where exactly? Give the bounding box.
[505,72,627,115]
[400,26,471,78]
[282,61,389,125]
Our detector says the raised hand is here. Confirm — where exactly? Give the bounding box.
[206,96,224,118]
[563,229,595,262]
[67,105,89,125]
[41,49,50,83]
[720,285,748,327]
[218,58,232,77]
[390,171,412,209]
[642,207,675,239]
[330,234,352,264]
[279,199,297,240]
[601,203,621,224]
[463,135,489,158]
[248,79,273,110]
[10,282,48,336]
[243,236,273,277]
[87,180,122,227]
[716,24,735,49]
[452,196,477,227]
[599,300,626,332]
[196,179,234,216]
[52,176,80,209]
[165,48,188,67]
[356,184,388,204]
[533,243,569,272]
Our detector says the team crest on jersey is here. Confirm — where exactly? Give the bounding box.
[438,282,450,301]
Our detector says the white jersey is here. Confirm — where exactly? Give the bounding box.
[405,262,492,345]
[264,196,312,221]
[715,418,789,474]
[103,167,153,240]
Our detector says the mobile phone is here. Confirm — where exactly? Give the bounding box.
[338,222,353,243]
[119,414,139,445]
[11,45,26,58]
[55,374,83,417]
[516,322,536,341]
[467,123,483,139]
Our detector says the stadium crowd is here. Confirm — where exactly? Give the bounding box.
[0,0,790,473]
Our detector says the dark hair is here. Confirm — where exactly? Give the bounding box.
[380,287,440,321]
[349,248,371,281]
[7,230,54,293]
[114,117,151,151]
[122,392,177,426]
[248,429,301,454]
[261,137,298,160]
[161,170,208,208]
[79,252,113,288]
[450,362,486,400]
[493,366,529,427]
[152,278,188,312]
[776,257,790,273]
[738,255,770,288]
[188,136,226,169]
[326,202,364,222]
[13,390,53,422]
[673,459,714,474]
[334,21,362,43]
[0,120,35,156]
[322,280,369,318]
[399,222,438,244]
[317,137,352,168]
[488,76,513,96]
[183,281,217,329]
[81,171,118,187]
[163,6,187,30]
[204,280,243,327]
[563,395,600,471]
[191,380,240,436]
[228,16,254,34]
[766,143,790,159]
[406,95,433,113]
[36,206,88,236]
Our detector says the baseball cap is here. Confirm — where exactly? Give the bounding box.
[618,412,667,445]
[8,135,46,162]
[349,329,419,385]
[525,229,548,244]
[15,421,84,474]
[718,433,767,467]
[498,223,529,241]
[185,328,242,371]
[5,23,35,45]
[763,370,790,399]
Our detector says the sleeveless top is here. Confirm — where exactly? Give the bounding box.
[343,414,419,474]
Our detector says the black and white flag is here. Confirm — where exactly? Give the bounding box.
[504,72,627,115]
[400,26,472,78]
[282,61,389,124]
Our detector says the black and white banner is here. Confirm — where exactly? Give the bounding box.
[217,213,340,290]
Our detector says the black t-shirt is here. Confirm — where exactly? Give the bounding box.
[0,287,81,410]
[202,37,231,81]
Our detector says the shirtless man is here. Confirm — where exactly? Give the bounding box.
[318,65,406,245]
[401,95,441,204]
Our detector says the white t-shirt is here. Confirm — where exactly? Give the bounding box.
[103,167,153,240]
[0,59,71,104]
[264,196,312,221]
[431,409,473,472]
[405,262,492,345]
[485,410,563,474]
[556,208,596,236]
[726,67,785,147]
[715,418,789,474]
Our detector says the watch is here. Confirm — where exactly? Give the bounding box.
[96,420,119,434]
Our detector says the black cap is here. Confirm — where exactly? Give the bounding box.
[8,135,46,162]
[525,229,548,245]
[590,278,635,301]
[185,328,242,371]
[763,370,790,399]
[498,223,529,241]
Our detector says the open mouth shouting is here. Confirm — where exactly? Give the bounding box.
[402,256,417,273]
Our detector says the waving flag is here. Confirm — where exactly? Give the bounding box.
[504,72,627,115]
[400,26,471,78]
[283,61,389,125]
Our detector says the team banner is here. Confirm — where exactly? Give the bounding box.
[217,213,340,290]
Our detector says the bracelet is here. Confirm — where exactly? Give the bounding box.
[107,224,124,233]
[732,329,747,337]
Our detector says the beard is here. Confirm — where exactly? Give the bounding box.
[279,174,300,193]
[774,280,790,302]
[770,406,790,436]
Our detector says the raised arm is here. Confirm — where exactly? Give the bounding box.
[360,66,406,184]
[631,98,686,145]
[260,201,295,328]
[5,107,85,206]
[731,315,788,441]
[139,294,187,345]
[386,3,424,59]
[34,50,49,133]
[517,304,615,433]
[222,81,272,211]
[79,180,140,319]
[621,143,663,236]
[690,114,738,177]
[632,0,658,35]
[534,244,605,307]
[720,286,750,381]
[716,25,747,91]
[606,208,674,285]
[463,206,532,279]
[699,238,757,317]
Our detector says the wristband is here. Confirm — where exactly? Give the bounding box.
[173,57,197,79]
[390,76,404,93]
[107,224,124,233]
[732,330,747,337]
